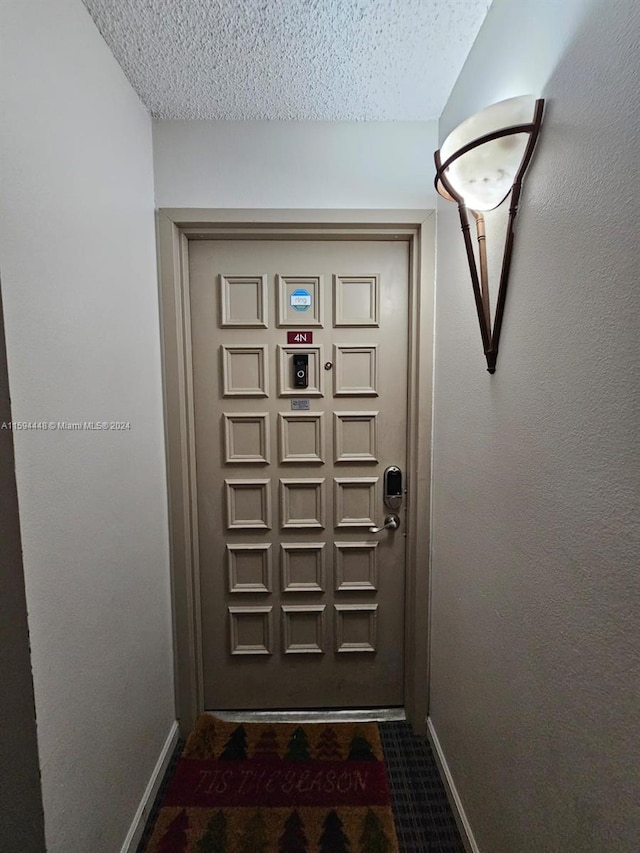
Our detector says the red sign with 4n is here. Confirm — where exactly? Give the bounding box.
[287,331,313,344]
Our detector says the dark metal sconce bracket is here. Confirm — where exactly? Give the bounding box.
[434,99,545,373]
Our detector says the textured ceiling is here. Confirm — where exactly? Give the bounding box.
[82,0,492,120]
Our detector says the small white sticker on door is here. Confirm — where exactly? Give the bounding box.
[291,399,311,410]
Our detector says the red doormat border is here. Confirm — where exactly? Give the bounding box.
[145,714,399,852]
[164,757,391,809]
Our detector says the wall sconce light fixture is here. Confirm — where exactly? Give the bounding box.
[434,96,544,373]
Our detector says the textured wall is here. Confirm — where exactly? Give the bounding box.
[0,1,174,850]
[153,119,438,209]
[431,0,640,851]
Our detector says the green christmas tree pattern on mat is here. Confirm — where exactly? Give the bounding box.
[199,725,216,758]
[158,809,188,852]
[239,811,268,853]
[252,727,280,759]
[285,726,311,760]
[314,726,341,760]
[278,810,308,852]
[319,810,350,853]
[219,725,247,760]
[359,809,393,853]
[348,728,376,761]
[197,810,227,853]
[186,720,217,759]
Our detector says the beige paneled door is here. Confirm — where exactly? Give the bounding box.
[189,239,409,709]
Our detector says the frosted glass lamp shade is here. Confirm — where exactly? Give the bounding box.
[436,95,539,211]
[432,95,544,373]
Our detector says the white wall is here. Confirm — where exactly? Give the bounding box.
[0,2,174,850]
[431,0,640,851]
[153,119,438,208]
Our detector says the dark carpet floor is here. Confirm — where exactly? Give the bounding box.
[379,721,464,852]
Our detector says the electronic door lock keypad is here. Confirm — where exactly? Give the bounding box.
[383,466,403,509]
[293,353,309,388]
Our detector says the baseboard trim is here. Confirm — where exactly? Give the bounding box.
[427,717,481,853]
[210,708,406,724]
[120,720,180,853]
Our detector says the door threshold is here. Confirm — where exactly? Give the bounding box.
[207,708,406,724]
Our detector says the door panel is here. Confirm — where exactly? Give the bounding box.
[189,239,409,709]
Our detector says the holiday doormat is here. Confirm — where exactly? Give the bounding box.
[145,714,399,852]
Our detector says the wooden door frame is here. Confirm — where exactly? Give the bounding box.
[156,208,435,736]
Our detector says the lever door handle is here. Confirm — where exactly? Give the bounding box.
[369,513,400,534]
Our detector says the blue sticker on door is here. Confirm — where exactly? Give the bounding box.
[290,289,312,312]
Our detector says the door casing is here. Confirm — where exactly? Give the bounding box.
[156,209,434,735]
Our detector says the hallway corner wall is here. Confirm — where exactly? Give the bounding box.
[0,283,45,851]
[430,0,640,851]
[0,1,175,850]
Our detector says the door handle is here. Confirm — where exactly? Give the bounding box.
[369,513,400,534]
